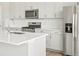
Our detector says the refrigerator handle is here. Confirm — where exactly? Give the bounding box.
[72,6,78,56]
[72,13,75,56]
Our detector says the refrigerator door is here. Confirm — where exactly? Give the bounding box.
[63,6,75,55]
[76,5,79,56]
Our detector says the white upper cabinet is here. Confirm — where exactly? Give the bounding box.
[0,2,76,19]
[9,3,25,19]
[9,2,63,19]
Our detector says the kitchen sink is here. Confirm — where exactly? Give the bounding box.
[10,31,24,34]
[11,32,24,34]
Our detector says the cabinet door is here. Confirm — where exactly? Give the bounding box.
[65,33,73,55]
[39,6,56,18]
[51,32,63,51]
[46,33,51,48]
[42,30,51,48]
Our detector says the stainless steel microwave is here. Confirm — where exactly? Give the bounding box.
[25,9,39,19]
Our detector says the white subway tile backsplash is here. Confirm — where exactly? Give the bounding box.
[8,19,64,34]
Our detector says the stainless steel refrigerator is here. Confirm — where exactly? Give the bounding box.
[63,5,79,56]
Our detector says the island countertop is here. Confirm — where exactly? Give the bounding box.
[0,32,48,45]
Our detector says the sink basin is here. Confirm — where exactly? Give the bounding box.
[10,31,24,34]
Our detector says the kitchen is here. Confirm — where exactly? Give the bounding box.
[0,2,78,56]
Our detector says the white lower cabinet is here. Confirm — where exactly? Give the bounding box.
[50,32,63,51]
[44,31,51,49]
[41,30,51,48]
[42,30,63,51]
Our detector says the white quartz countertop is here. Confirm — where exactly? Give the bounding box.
[0,32,48,46]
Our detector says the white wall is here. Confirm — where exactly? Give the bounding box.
[0,2,10,28]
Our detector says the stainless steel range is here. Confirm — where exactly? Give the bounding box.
[28,22,41,28]
[21,22,41,32]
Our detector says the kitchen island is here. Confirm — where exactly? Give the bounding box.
[0,32,48,56]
